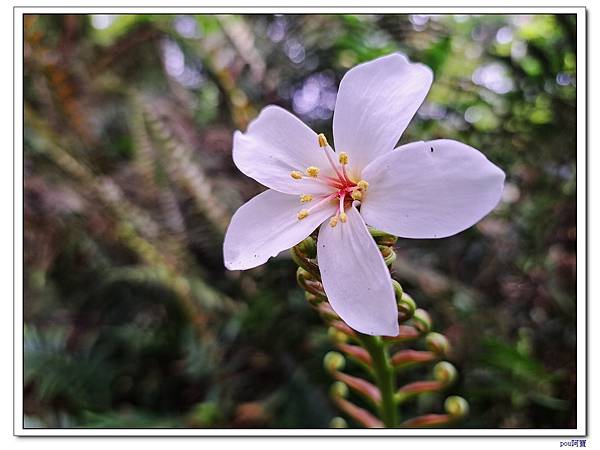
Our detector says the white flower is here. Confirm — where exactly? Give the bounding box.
[223,53,505,336]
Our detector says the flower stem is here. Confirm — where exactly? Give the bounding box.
[356,334,397,428]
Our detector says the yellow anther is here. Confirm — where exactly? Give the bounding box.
[357,180,369,191]
[300,194,313,203]
[340,212,348,223]
[297,209,309,220]
[291,171,303,180]
[329,216,339,227]
[338,152,349,165]
[351,190,362,201]
[318,133,329,148]
[306,166,320,178]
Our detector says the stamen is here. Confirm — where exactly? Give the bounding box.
[340,212,347,223]
[292,167,346,190]
[306,166,320,178]
[357,180,369,191]
[335,151,353,184]
[351,190,362,201]
[301,173,343,189]
[329,216,339,227]
[316,134,344,180]
[341,162,351,183]
[318,133,329,148]
[296,193,337,222]
[338,152,349,165]
[300,194,313,203]
[308,193,337,212]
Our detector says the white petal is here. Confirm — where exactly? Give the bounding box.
[333,53,433,172]
[224,189,336,270]
[233,105,338,195]
[317,205,399,336]
[361,140,505,239]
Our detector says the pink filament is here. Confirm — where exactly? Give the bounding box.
[307,192,338,214]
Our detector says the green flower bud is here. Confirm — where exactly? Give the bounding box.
[444,395,469,418]
[434,361,457,385]
[369,227,398,246]
[392,279,404,300]
[329,417,348,428]
[297,266,314,281]
[425,332,450,356]
[328,327,349,343]
[297,267,326,299]
[292,245,321,279]
[330,381,349,398]
[412,308,432,333]
[319,306,339,322]
[305,292,323,306]
[323,351,346,373]
[397,292,416,322]
[379,245,397,266]
[296,236,317,259]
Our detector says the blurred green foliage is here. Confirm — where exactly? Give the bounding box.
[24,13,576,428]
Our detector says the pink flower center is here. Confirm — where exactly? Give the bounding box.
[292,134,369,227]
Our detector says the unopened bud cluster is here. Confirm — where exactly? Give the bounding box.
[291,228,468,429]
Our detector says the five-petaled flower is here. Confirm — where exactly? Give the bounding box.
[223,53,505,336]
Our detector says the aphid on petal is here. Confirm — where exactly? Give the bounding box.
[224,53,505,337]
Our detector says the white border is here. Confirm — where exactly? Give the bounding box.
[13,5,587,437]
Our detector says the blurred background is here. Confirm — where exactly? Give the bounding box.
[23,14,577,429]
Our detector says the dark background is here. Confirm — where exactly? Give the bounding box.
[24,14,577,428]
